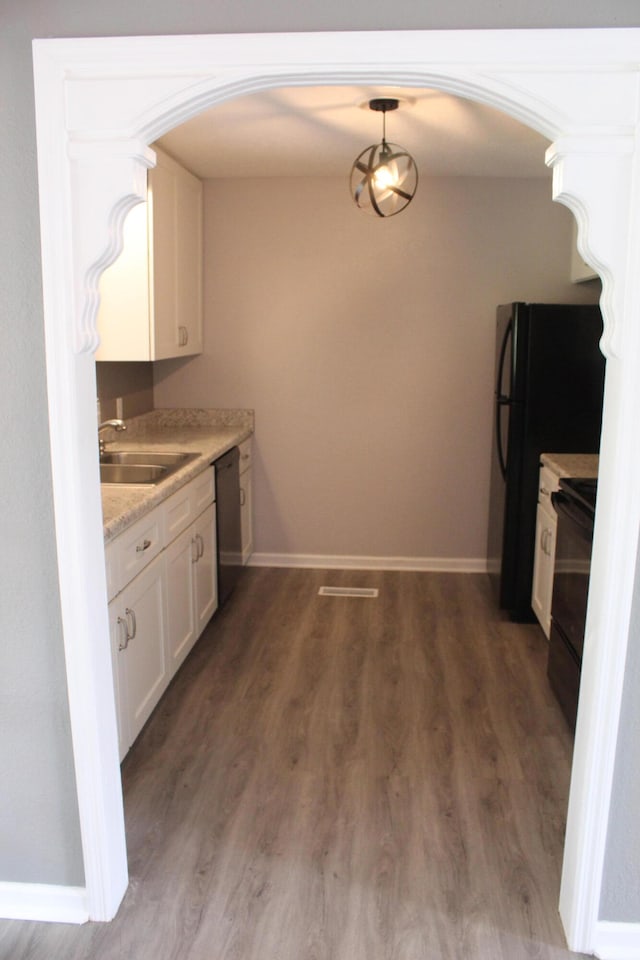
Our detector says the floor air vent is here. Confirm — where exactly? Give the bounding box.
[318,586,379,598]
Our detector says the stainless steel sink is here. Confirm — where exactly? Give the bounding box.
[100,463,169,484]
[100,450,200,485]
[100,451,194,467]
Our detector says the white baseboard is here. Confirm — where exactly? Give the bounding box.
[592,920,640,959]
[0,881,88,924]
[248,553,488,573]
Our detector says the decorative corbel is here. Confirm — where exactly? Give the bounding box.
[67,140,156,354]
[546,134,635,361]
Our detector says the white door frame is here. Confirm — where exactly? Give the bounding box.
[30,29,640,955]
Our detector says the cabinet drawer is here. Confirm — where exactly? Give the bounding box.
[192,467,215,514]
[163,483,195,543]
[105,540,119,602]
[238,438,252,475]
[111,505,163,597]
[163,467,215,544]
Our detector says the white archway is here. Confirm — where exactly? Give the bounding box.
[31,29,640,956]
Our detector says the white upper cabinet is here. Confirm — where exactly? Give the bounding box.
[96,145,203,361]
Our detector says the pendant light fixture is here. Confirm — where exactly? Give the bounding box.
[350,98,418,217]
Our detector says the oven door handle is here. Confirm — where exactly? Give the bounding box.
[551,491,594,539]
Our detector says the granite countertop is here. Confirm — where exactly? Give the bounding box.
[540,452,599,479]
[101,408,253,543]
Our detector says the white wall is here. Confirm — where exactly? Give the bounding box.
[600,535,640,921]
[154,175,599,565]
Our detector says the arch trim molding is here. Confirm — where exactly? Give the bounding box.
[31,30,640,951]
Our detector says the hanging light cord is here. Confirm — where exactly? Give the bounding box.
[380,106,391,157]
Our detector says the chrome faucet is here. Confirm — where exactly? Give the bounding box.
[98,419,126,456]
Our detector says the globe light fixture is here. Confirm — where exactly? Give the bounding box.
[350,98,418,218]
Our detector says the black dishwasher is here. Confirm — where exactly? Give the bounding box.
[214,447,243,607]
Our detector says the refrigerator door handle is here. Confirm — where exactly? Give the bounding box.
[496,396,508,480]
[494,317,513,480]
[495,317,513,402]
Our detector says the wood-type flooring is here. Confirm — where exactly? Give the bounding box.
[0,568,590,960]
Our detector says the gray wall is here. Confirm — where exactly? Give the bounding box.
[96,362,154,422]
[2,0,639,922]
[154,176,598,562]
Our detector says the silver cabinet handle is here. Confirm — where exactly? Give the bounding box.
[136,539,151,553]
[240,487,246,507]
[126,607,137,640]
[178,325,188,346]
[117,616,130,652]
[118,608,137,651]
[191,534,204,561]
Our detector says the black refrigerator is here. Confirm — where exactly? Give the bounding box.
[486,302,605,621]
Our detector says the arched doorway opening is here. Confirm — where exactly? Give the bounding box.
[32,30,640,955]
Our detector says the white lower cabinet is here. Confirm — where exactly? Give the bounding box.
[107,467,218,760]
[165,500,218,674]
[531,463,561,639]
[164,525,197,677]
[109,554,168,761]
[193,503,218,633]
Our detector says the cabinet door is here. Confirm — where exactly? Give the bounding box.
[175,167,203,356]
[531,500,557,639]
[149,153,178,359]
[193,502,218,636]
[108,600,131,762]
[240,464,253,564]
[164,523,197,674]
[115,555,169,756]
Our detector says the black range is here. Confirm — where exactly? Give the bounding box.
[547,476,597,730]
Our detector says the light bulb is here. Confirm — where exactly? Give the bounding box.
[373,161,398,191]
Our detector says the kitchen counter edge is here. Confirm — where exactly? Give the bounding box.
[540,452,599,479]
[101,410,253,544]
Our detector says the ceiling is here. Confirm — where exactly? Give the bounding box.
[157,85,552,181]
